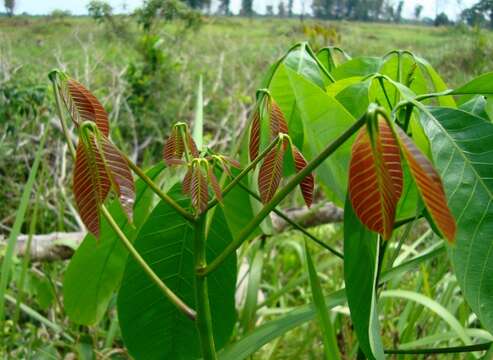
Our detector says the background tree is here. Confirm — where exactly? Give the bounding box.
[435,11,450,26]
[461,6,486,26]
[218,0,230,15]
[266,4,274,16]
[4,0,14,16]
[278,1,286,17]
[394,0,404,23]
[475,0,493,28]
[414,4,423,20]
[241,0,254,16]
[288,0,293,17]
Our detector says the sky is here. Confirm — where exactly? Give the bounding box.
[5,0,479,19]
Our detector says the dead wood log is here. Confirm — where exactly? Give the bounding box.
[4,202,343,261]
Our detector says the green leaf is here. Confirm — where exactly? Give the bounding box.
[379,54,429,105]
[418,106,493,334]
[0,128,47,323]
[63,164,164,325]
[343,197,384,360]
[459,95,490,120]
[452,72,493,95]
[219,290,346,360]
[193,75,203,150]
[380,290,472,345]
[413,54,456,107]
[32,275,54,310]
[117,187,236,360]
[335,78,372,119]
[305,241,341,360]
[332,56,382,80]
[285,66,355,204]
[222,169,259,239]
[283,44,331,88]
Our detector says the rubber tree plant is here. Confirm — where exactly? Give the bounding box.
[49,42,493,359]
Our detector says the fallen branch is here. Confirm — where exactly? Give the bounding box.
[271,202,344,232]
[3,202,343,261]
[1,232,84,262]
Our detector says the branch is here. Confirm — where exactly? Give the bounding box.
[271,202,343,232]
[6,201,344,262]
[1,232,84,261]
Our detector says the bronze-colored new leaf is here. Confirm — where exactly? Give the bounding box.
[73,138,111,237]
[396,127,456,242]
[62,79,110,136]
[348,118,403,239]
[292,145,314,207]
[100,136,135,222]
[269,99,289,137]
[191,165,209,214]
[163,128,185,166]
[183,166,193,195]
[208,167,223,203]
[249,108,261,161]
[186,132,200,158]
[258,143,285,204]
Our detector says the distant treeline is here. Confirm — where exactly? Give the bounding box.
[2,0,493,28]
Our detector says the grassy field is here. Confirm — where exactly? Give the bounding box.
[1,15,493,358]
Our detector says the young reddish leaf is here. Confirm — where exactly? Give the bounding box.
[292,145,314,207]
[183,166,193,195]
[186,132,200,158]
[163,128,185,166]
[62,79,110,136]
[224,156,241,169]
[249,108,261,161]
[73,139,111,237]
[348,119,402,240]
[258,143,285,204]
[191,165,209,214]
[395,127,456,242]
[380,118,403,199]
[269,99,289,137]
[99,136,135,222]
[208,167,223,203]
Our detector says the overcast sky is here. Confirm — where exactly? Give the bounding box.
[6,0,479,19]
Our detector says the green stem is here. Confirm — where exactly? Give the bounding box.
[236,181,344,259]
[50,74,76,159]
[305,44,336,83]
[121,152,196,223]
[384,342,492,354]
[201,115,367,276]
[194,214,217,360]
[101,206,196,320]
[378,77,393,109]
[207,136,280,210]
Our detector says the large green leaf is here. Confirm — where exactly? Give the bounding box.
[63,164,164,325]
[413,54,456,107]
[452,72,493,95]
[117,188,236,360]
[343,197,384,360]
[219,290,346,360]
[332,56,382,80]
[418,106,493,333]
[269,64,304,149]
[285,66,355,204]
[283,44,331,88]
